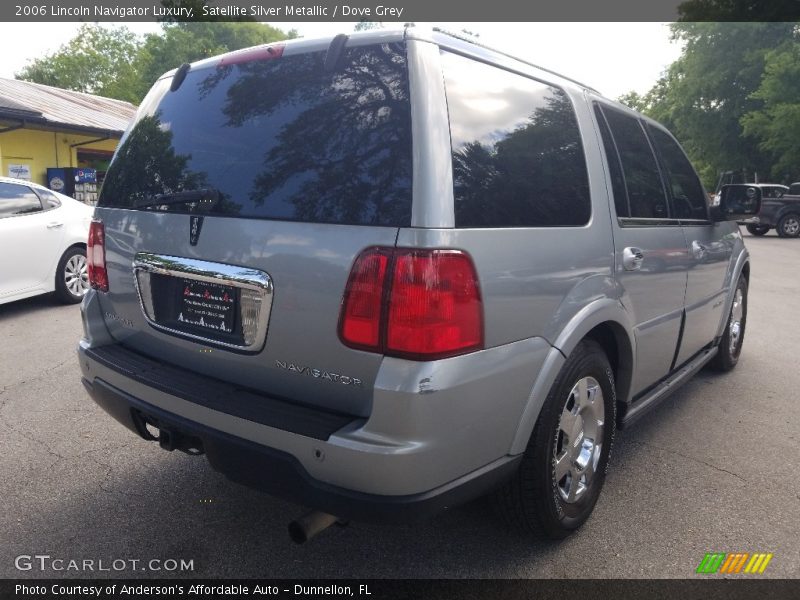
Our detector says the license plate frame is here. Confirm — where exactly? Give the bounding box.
[133,253,273,352]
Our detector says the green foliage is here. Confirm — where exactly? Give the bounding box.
[618,23,798,188]
[131,22,293,101]
[677,0,800,21]
[15,22,294,104]
[616,91,647,112]
[16,25,142,103]
[741,39,800,181]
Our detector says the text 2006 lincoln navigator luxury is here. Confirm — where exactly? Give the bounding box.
[78,28,759,540]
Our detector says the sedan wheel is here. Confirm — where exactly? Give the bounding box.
[55,247,90,304]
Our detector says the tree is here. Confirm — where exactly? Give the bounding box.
[131,22,294,101]
[741,38,800,181]
[617,91,647,112]
[15,22,295,104]
[618,22,796,188]
[677,0,800,21]
[16,25,142,103]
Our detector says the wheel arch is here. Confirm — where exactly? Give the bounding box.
[583,321,633,411]
[52,243,89,301]
[53,242,87,278]
[509,299,635,454]
[776,205,800,221]
[715,251,750,340]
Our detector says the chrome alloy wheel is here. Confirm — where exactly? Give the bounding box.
[64,254,89,298]
[729,287,744,355]
[554,376,605,504]
[782,215,800,236]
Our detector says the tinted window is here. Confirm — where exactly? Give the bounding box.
[0,183,43,218]
[38,189,62,209]
[593,104,629,219]
[763,186,786,199]
[100,43,412,226]
[442,52,591,228]
[647,125,708,220]
[599,106,669,219]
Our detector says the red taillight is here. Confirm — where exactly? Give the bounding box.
[339,248,483,360]
[218,44,285,67]
[339,248,390,351]
[387,251,483,359]
[87,220,108,292]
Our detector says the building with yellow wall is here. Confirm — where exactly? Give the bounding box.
[0,78,135,190]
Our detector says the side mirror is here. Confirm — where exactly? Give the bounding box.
[712,184,762,221]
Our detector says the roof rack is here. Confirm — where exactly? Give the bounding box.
[432,27,601,95]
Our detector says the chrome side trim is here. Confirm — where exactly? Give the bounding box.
[132,253,273,352]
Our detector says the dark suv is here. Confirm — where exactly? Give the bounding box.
[738,183,800,237]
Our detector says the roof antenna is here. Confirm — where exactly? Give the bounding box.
[170,63,191,92]
[324,34,349,72]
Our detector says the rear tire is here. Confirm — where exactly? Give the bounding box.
[776,213,800,238]
[745,224,770,236]
[493,339,616,538]
[54,247,89,304]
[709,276,747,372]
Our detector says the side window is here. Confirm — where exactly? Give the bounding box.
[441,51,591,228]
[0,182,43,218]
[593,104,629,219]
[647,125,708,220]
[37,189,62,209]
[598,106,669,220]
[764,186,785,199]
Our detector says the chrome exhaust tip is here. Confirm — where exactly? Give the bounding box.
[288,511,340,544]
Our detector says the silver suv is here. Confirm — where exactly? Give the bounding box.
[78,29,759,540]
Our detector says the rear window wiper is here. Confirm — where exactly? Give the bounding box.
[135,188,220,210]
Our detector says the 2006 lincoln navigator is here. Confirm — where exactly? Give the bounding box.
[78,28,759,540]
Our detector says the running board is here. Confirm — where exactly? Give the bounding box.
[620,346,718,428]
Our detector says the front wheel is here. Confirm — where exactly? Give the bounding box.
[54,247,89,304]
[776,213,800,238]
[745,224,770,236]
[709,275,748,372]
[493,339,616,538]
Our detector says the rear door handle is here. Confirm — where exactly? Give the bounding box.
[46,222,63,229]
[622,247,644,271]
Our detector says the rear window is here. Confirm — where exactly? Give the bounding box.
[441,51,591,228]
[99,43,412,227]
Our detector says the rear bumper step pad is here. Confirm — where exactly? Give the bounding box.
[84,344,357,441]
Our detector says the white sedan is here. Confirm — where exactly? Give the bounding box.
[0,176,93,305]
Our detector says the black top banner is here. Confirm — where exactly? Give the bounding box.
[3,0,800,22]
